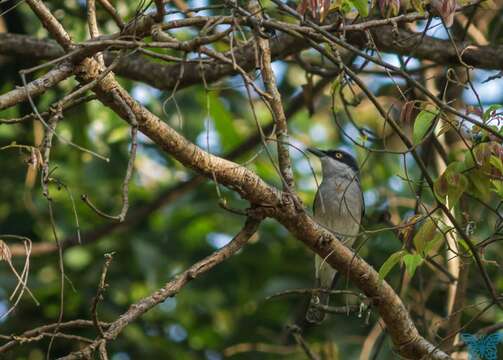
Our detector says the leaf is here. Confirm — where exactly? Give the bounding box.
[320,0,332,21]
[413,107,438,144]
[423,233,444,256]
[434,162,468,208]
[483,104,503,122]
[413,218,437,255]
[411,0,425,14]
[400,101,416,124]
[433,173,449,202]
[445,172,468,209]
[490,155,503,174]
[378,250,406,280]
[490,180,503,198]
[348,0,369,16]
[473,142,492,167]
[208,93,240,151]
[107,126,130,143]
[467,169,492,201]
[403,254,423,278]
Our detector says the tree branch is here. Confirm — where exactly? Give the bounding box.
[57,217,261,360]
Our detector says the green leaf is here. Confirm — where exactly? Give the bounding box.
[490,155,503,174]
[347,0,369,16]
[413,218,437,255]
[446,172,468,209]
[413,107,438,144]
[490,180,503,197]
[378,250,406,280]
[107,126,130,143]
[403,254,423,278]
[423,233,444,256]
[483,104,502,121]
[473,142,492,167]
[208,92,240,151]
[467,169,492,201]
[434,162,468,208]
[411,0,425,14]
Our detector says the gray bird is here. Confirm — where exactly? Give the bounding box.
[305,148,364,324]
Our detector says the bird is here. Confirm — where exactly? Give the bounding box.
[305,148,364,324]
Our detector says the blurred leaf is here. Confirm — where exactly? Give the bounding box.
[413,107,438,144]
[434,162,468,208]
[348,0,369,16]
[64,247,92,270]
[379,250,405,280]
[413,218,437,256]
[490,155,503,174]
[403,254,422,278]
[108,126,130,143]
[474,142,492,166]
[379,0,400,16]
[423,233,444,256]
[209,92,240,151]
[411,0,425,14]
[466,169,492,201]
[490,180,503,197]
[483,104,502,122]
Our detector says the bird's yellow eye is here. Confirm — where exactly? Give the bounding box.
[335,153,343,159]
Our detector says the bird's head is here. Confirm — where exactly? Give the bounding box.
[307,148,360,178]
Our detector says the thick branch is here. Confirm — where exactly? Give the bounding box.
[1,23,503,93]
[0,62,74,111]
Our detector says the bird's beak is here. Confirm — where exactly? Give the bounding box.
[307,147,326,157]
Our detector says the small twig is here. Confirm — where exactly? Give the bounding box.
[91,253,115,338]
[81,91,137,223]
[96,0,125,29]
[287,325,320,360]
[57,217,261,359]
[0,320,109,353]
[266,287,366,301]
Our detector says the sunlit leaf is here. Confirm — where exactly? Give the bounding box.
[434,162,468,208]
[490,155,503,174]
[411,0,425,14]
[209,92,240,151]
[490,180,503,197]
[483,104,503,122]
[423,233,444,256]
[413,107,438,144]
[108,126,130,143]
[413,218,437,255]
[403,254,423,278]
[348,0,369,16]
[378,250,406,280]
[473,142,492,167]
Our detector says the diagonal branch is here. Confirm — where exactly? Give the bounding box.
[56,217,261,360]
[21,1,451,357]
[0,62,74,111]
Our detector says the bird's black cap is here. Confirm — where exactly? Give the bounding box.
[307,148,360,173]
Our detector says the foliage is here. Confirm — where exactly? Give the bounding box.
[0,0,502,359]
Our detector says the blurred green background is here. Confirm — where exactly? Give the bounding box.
[1,0,503,359]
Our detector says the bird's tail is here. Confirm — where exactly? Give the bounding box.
[305,291,329,324]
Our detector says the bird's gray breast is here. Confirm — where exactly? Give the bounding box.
[313,176,362,245]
